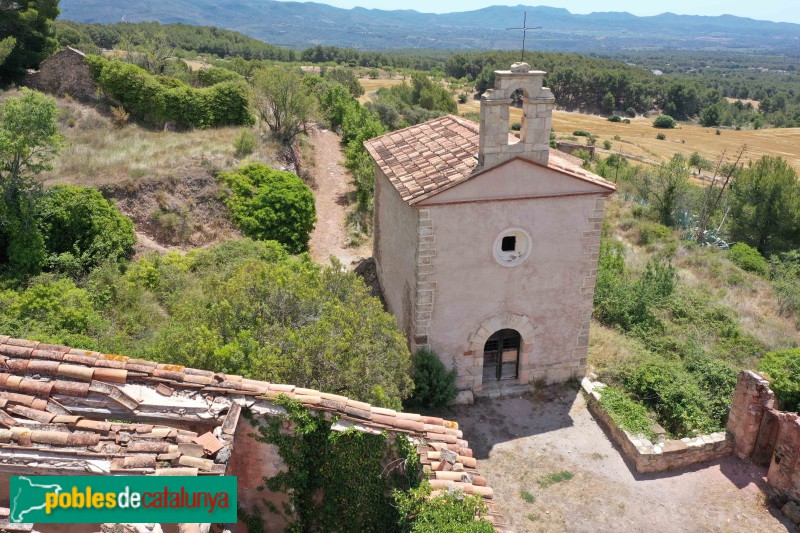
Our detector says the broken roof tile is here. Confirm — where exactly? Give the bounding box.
[193,432,224,455]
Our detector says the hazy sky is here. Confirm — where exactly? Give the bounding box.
[300,1,799,24]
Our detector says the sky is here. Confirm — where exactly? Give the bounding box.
[299,1,799,24]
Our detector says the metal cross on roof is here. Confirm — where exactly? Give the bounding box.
[506,11,542,62]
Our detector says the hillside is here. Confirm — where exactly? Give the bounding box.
[58,1,800,53]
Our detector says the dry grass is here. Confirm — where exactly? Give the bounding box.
[674,246,799,350]
[357,77,406,103]
[587,320,647,375]
[457,94,800,172]
[43,98,278,187]
[355,77,800,171]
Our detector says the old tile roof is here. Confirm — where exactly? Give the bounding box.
[364,114,616,205]
[0,336,508,532]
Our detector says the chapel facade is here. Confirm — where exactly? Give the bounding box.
[365,63,616,400]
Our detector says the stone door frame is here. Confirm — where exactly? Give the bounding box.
[466,313,536,391]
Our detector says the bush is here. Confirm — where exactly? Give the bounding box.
[636,221,672,246]
[457,93,468,104]
[405,348,457,410]
[38,185,136,274]
[87,55,254,128]
[656,132,666,140]
[218,163,316,254]
[603,140,612,150]
[598,386,654,439]
[623,119,631,124]
[622,357,721,436]
[510,122,521,131]
[653,115,677,129]
[728,243,769,276]
[573,130,590,137]
[394,482,494,533]
[758,349,800,412]
[233,129,258,157]
[608,115,622,122]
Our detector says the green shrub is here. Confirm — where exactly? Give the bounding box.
[233,129,258,157]
[758,349,800,412]
[405,348,457,410]
[573,130,590,137]
[394,481,494,533]
[608,115,622,122]
[457,93,468,104]
[636,221,672,246]
[510,122,521,131]
[87,55,253,128]
[656,132,666,140]
[603,140,612,150]
[653,115,677,129]
[728,243,769,276]
[38,185,135,274]
[218,163,316,254]
[598,386,654,438]
[622,357,720,436]
[623,118,631,124]
[196,66,243,87]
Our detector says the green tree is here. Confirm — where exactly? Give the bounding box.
[0,0,59,81]
[323,67,364,97]
[0,36,16,66]
[0,90,63,276]
[218,163,316,254]
[38,185,136,274]
[602,91,616,114]
[728,156,800,254]
[252,67,315,144]
[699,105,721,127]
[638,154,690,226]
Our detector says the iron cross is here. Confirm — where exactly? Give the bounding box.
[506,11,542,62]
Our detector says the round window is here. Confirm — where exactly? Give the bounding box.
[493,228,531,267]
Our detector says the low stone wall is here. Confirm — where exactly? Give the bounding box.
[582,378,733,473]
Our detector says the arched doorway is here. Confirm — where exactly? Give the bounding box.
[482,329,521,383]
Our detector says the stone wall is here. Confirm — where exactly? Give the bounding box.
[23,47,97,100]
[583,378,733,473]
[727,370,800,502]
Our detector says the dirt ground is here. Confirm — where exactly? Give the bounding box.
[307,127,371,267]
[435,388,794,533]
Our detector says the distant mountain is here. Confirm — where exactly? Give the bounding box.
[58,1,800,53]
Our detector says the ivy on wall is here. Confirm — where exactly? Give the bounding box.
[243,396,420,532]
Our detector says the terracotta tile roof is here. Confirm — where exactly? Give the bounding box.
[0,336,509,532]
[364,115,481,204]
[365,114,615,205]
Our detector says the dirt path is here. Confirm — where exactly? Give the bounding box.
[436,389,792,533]
[308,127,371,267]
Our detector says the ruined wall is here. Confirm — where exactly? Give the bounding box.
[23,48,97,100]
[228,415,291,533]
[727,371,800,502]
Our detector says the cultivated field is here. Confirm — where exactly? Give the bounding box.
[357,79,800,171]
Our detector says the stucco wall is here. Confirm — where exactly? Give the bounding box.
[419,162,605,390]
[373,167,419,339]
[228,416,291,533]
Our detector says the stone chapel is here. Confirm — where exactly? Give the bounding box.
[365,63,616,402]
